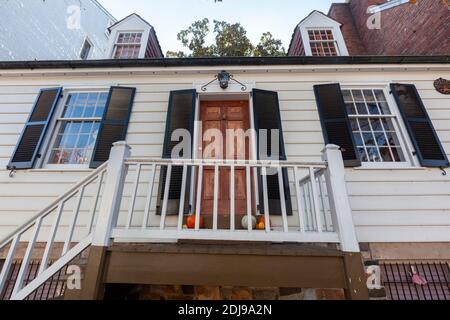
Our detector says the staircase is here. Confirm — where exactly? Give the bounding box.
[0,163,107,300]
[0,142,362,300]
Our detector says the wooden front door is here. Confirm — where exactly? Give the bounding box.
[199,101,254,225]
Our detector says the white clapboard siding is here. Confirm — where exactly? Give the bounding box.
[0,67,449,244]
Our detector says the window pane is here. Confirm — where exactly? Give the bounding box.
[371,118,383,131]
[367,102,380,115]
[342,90,352,102]
[379,102,391,115]
[367,147,381,162]
[381,118,396,131]
[346,103,356,115]
[375,132,388,147]
[359,119,371,131]
[353,132,363,146]
[363,90,376,102]
[363,132,376,146]
[356,103,368,115]
[385,132,401,146]
[358,148,368,162]
[350,119,359,131]
[374,90,387,102]
[352,90,364,102]
[380,148,393,162]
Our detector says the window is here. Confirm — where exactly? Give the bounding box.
[342,89,408,163]
[308,29,339,56]
[80,39,92,60]
[46,92,108,166]
[113,32,142,59]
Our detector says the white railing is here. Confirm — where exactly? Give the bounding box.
[112,158,338,243]
[0,163,107,300]
[109,144,359,249]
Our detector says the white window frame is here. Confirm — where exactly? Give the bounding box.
[342,84,419,169]
[111,30,145,59]
[39,88,109,170]
[306,28,341,57]
[79,38,93,60]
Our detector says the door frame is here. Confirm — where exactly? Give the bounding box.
[189,84,260,214]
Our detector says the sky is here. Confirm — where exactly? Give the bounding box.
[96,0,344,54]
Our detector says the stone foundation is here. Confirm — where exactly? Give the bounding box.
[126,285,345,300]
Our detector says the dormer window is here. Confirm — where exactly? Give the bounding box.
[288,11,349,57]
[113,32,142,59]
[308,29,339,56]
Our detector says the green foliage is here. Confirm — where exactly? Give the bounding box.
[253,32,286,57]
[167,19,285,58]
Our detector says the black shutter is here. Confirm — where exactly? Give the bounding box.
[314,83,361,167]
[391,83,449,168]
[90,87,136,169]
[157,90,196,215]
[7,88,62,170]
[253,89,292,216]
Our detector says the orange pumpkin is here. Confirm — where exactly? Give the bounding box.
[186,215,204,229]
[256,221,265,230]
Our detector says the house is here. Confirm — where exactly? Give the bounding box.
[288,0,450,56]
[0,4,449,301]
[0,54,448,300]
[0,0,117,61]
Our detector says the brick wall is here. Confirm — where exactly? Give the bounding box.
[348,0,450,55]
[328,4,368,55]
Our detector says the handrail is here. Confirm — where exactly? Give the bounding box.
[0,162,108,250]
[125,158,328,168]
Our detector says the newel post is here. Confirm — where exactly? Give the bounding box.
[321,144,359,253]
[322,145,369,300]
[92,141,131,247]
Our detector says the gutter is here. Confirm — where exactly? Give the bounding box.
[0,56,448,70]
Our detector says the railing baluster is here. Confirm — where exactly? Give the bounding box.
[277,167,289,233]
[0,234,20,296]
[309,167,323,233]
[230,163,235,232]
[142,164,157,229]
[160,164,172,230]
[126,163,141,229]
[317,172,329,231]
[38,202,64,275]
[293,167,306,233]
[213,164,219,231]
[261,167,271,233]
[252,167,260,213]
[62,186,85,255]
[11,217,43,297]
[195,165,203,231]
[177,164,188,231]
[246,166,252,232]
[86,171,105,234]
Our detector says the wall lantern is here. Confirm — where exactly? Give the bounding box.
[201,70,247,91]
[218,71,231,89]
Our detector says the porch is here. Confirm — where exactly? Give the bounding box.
[0,142,366,300]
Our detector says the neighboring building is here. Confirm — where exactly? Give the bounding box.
[0,55,449,301]
[0,1,163,61]
[288,0,450,56]
[0,0,117,61]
